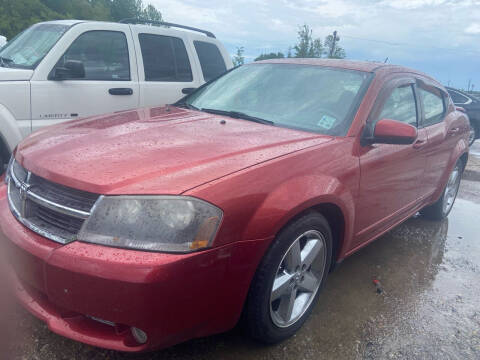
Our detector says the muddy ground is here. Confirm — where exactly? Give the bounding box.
[7,143,480,360]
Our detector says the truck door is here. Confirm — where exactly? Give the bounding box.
[30,23,139,131]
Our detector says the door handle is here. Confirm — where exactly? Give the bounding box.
[447,127,459,136]
[109,88,133,96]
[413,139,427,149]
[182,87,197,95]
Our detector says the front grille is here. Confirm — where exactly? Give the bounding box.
[7,160,100,244]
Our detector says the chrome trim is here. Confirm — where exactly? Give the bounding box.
[7,160,93,244]
[28,191,90,219]
[7,179,73,244]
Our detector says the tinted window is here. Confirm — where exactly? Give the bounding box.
[186,64,370,136]
[139,34,192,82]
[55,31,130,81]
[419,87,445,126]
[379,85,417,126]
[448,90,469,104]
[194,41,227,81]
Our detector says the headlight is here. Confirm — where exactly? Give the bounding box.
[78,196,223,253]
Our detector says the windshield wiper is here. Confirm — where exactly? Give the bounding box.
[0,56,13,67]
[201,108,274,126]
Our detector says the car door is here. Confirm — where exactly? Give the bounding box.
[418,80,460,197]
[30,23,139,132]
[354,77,428,246]
[131,28,203,108]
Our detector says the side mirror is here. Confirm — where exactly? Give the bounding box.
[363,118,417,145]
[52,60,85,80]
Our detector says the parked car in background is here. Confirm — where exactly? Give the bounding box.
[446,87,480,145]
[0,35,6,48]
[0,20,232,169]
[0,59,469,352]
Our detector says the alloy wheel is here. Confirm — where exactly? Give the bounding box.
[469,126,476,146]
[443,166,461,215]
[269,230,327,328]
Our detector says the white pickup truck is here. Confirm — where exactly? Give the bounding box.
[0,20,232,167]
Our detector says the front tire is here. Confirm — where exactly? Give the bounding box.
[245,212,332,343]
[421,161,462,220]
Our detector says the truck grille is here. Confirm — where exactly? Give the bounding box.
[6,160,100,244]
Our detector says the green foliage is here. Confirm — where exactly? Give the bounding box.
[254,52,285,61]
[232,46,245,66]
[324,33,346,59]
[0,0,163,39]
[293,24,323,58]
[290,25,346,59]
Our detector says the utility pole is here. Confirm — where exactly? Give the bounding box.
[329,30,338,58]
[467,78,471,92]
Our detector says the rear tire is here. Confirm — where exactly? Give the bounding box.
[421,161,462,220]
[469,122,477,147]
[244,212,332,344]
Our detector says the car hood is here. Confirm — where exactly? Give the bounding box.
[0,67,34,81]
[16,106,332,195]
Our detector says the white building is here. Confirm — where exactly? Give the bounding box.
[0,35,6,47]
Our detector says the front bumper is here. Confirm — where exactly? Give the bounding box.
[0,185,271,351]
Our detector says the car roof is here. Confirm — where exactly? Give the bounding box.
[254,58,443,88]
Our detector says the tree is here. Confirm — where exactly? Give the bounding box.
[232,46,245,66]
[0,0,163,40]
[254,52,284,61]
[142,4,162,22]
[324,32,346,59]
[293,24,323,58]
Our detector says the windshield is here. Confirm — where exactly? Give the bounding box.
[186,63,372,136]
[0,23,69,69]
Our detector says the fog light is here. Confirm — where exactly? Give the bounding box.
[131,327,148,344]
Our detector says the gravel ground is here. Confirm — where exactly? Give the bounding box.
[4,143,480,360]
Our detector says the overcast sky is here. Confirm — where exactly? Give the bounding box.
[151,0,480,90]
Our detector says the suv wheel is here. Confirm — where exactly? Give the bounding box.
[421,161,462,220]
[469,122,477,146]
[245,212,332,343]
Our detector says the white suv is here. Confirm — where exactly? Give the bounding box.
[0,20,233,167]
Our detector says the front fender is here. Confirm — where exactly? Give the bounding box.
[0,103,23,152]
[243,174,355,253]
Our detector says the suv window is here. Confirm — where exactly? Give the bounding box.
[448,90,470,104]
[139,34,192,82]
[194,41,227,82]
[55,31,130,81]
[419,87,445,126]
[378,85,418,126]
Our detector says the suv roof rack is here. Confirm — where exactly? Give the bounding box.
[119,18,216,38]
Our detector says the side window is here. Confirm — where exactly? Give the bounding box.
[378,85,418,127]
[138,34,192,82]
[55,31,130,81]
[194,41,227,82]
[448,90,469,105]
[419,87,446,126]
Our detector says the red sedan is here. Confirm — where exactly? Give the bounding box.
[0,59,469,352]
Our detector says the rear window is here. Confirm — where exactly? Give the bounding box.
[139,34,193,82]
[448,90,470,104]
[194,41,227,82]
[419,87,446,126]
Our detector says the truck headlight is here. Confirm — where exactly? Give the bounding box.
[78,196,223,253]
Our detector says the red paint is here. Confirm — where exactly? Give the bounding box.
[0,59,469,351]
[373,118,418,143]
